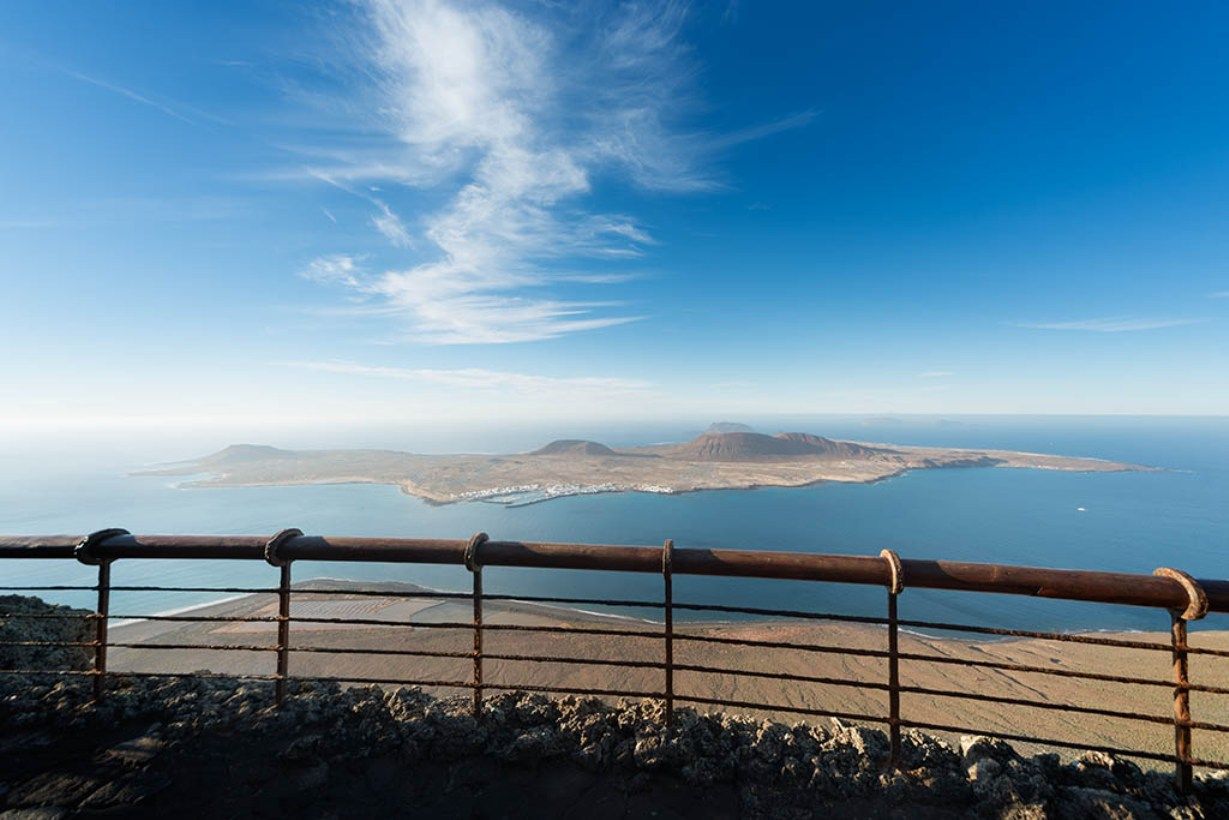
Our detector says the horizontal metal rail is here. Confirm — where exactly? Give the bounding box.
[3,533,1227,613]
[3,530,1228,791]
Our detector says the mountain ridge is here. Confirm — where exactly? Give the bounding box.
[662,431,891,462]
[530,439,618,456]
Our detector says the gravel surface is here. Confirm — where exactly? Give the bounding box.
[1,674,1226,818]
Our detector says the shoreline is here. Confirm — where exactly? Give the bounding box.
[110,593,250,629]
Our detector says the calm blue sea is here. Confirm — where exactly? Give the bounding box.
[2,416,1226,634]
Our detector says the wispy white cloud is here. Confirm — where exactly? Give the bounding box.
[307,167,415,248]
[59,67,196,125]
[1014,317,1206,332]
[301,255,365,288]
[1210,291,1229,299]
[555,271,643,285]
[721,0,741,26]
[280,359,651,394]
[371,201,413,247]
[294,0,809,344]
[707,110,817,153]
[918,370,954,378]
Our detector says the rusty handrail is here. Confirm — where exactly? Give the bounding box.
[2,533,1226,613]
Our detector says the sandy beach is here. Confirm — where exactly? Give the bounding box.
[106,581,1229,766]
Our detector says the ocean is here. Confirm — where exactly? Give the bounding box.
[2,415,1226,634]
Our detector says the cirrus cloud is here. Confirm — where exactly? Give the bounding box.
[295,0,809,345]
[1013,316,1206,332]
[279,359,652,395]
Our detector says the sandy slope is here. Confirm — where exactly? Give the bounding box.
[107,583,1228,767]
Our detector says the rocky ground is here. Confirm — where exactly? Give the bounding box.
[0,595,92,672]
[1,675,1226,819]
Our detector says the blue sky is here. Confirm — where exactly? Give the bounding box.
[2,0,1227,427]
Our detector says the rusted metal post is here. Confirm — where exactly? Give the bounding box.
[265,529,301,707]
[881,549,904,770]
[662,539,674,735]
[1170,612,1192,793]
[275,562,292,706]
[465,533,488,719]
[93,560,111,702]
[886,590,900,765]
[74,529,127,703]
[471,561,483,716]
[1153,566,1207,794]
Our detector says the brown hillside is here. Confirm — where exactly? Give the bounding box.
[530,439,618,457]
[772,432,892,458]
[666,432,890,462]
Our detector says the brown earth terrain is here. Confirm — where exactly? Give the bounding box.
[107,582,1229,767]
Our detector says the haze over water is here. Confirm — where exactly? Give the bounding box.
[3,415,1226,635]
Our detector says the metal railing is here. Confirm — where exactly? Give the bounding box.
[2,530,1228,792]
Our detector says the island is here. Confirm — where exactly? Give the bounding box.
[138,425,1148,507]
